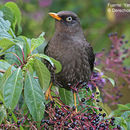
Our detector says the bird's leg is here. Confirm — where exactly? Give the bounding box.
[73,91,77,112]
[45,82,53,101]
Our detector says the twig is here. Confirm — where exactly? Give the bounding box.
[0,69,5,73]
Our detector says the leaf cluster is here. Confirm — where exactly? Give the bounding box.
[0,2,61,124]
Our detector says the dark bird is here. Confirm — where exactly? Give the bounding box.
[45,11,95,106]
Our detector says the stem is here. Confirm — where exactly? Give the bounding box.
[11,52,23,65]
[74,92,77,112]
[34,76,38,79]
[0,69,5,73]
[21,48,25,63]
[28,50,32,57]
[9,28,16,38]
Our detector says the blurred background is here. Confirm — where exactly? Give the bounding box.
[0,0,129,53]
[0,0,130,108]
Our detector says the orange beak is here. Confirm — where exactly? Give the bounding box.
[48,12,62,21]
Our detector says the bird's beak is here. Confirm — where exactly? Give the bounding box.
[48,12,62,21]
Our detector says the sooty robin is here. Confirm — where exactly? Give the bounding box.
[44,11,95,107]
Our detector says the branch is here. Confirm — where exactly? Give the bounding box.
[0,69,5,73]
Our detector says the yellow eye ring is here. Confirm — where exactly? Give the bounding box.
[66,16,72,22]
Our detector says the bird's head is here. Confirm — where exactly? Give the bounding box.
[49,11,82,34]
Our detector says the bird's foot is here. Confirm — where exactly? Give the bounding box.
[73,92,77,113]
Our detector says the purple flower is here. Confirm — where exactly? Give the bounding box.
[39,0,52,7]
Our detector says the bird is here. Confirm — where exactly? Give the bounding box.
[44,11,95,109]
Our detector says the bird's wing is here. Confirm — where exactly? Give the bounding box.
[86,44,95,72]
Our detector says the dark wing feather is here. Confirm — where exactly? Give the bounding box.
[87,44,95,72]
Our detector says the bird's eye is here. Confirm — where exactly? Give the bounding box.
[66,16,72,22]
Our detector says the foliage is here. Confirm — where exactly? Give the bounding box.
[0,2,129,129]
[95,33,130,106]
[0,2,61,125]
[112,103,130,130]
[1,0,130,55]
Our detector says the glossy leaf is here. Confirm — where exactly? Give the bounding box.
[115,117,127,130]
[0,73,3,81]
[107,77,115,86]
[102,75,115,86]
[126,103,130,108]
[0,11,12,39]
[78,88,86,100]
[14,37,25,49]
[50,57,62,73]
[24,71,45,121]
[121,111,130,120]
[4,46,21,65]
[59,87,74,106]
[34,58,50,92]
[94,67,101,73]
[0,5,15,28]
[31,32,45,52]
[32,53,54,67]
[98,102,112,117]
[0,66,12,96]
[0,11,11,31]
[0,105,7,124]
[18,36,31,56]
[0,60,15,71]
[3,68,23,110]
[0,92,4,103]
[117,104,129,111]
[5,2,22,34]
[0,38,15,53]
[32,53,62,73]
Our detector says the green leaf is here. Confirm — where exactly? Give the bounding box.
[117,104,129,111]
[126,103,130,108]
[0,60,15,71]
[107,77,115,86]
[24,57,34,75]
[31,32,45,52]
[0,38,15,53]
[0,66,12,99]
[3,68,23,110]
[4,46,21,65]
[0,11,11,31]
[18,36,31,56]
[4,36,30,65]
[32,53,62,73]
[98,102,112,117]
[102,75,115,86]
[24,71,45,121]
[34,58,50,93]
[78,88,86,100]
[50,57,62,73]
[0,73,3,81]
[115,117,127,130]
[121,111,130,120]
[0,5,15,28]
[59,87,74,106]
[32,53,54,67]
[5,2,22,34]
[14,37,25,49]
[0,105,7,124]
[94,67,101,72]
[0,11,12,39]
